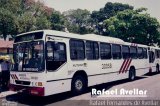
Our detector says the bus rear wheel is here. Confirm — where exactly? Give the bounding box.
[71,75,87,95]
[129,68,136,81]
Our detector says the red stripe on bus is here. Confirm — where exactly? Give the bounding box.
[12,74,14,79]
[13,75,17,80]
[119,59,125,73]
[121,59,130,73]
[124,58,132,73]
[119,59,127,74]
[12,74,16,79]
[14,74,18,80]
[15,75,18,80]
[13,75,16,79]
[11,74,14,79]
[122,58,130,73]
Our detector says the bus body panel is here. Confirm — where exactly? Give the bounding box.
[10,72,46,86]
[45,79,71,96]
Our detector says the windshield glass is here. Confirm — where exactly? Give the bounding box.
[12,41,44,72]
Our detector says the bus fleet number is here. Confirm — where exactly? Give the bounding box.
[102,63,112,69]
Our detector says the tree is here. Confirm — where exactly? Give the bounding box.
[91,2,133,34]
[15,0,52,33]
[50,11,65,31]
[0,8,17,40]
[0,0,53,39]
[91,2,133,22]
[63,9,93,34]
[0,0,21,14]
[36,16,51,30]
[104,9,160,46]
[16,12,36,33]
[0,0,22,39]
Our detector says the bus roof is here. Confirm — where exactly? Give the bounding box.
[43,30,125,45]
[43,30,148,47]
[16,30,149,48]
[17,30,125,44]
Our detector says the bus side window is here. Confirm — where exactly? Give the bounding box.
[149,51,155,63]
[143,48,148,59]
[112,44,121,59]
[86,41,99,60]
[100,43,111,59]
[155,49,160,58]
[130,46,137,59]
[70,39,85,60]
[122,45,130,59]
[138,47,144,59]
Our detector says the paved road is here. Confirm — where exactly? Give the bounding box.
[1,72,160,106]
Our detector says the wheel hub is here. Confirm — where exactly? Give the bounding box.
[75,80,83,90]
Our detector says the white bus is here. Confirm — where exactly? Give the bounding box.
[10,30,160,96]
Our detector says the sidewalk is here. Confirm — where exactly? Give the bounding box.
[0,90,17,98]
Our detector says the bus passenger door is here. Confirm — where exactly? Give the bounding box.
[46,41,67,71]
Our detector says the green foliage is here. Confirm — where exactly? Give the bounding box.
[0,0,21,14]
[91,2,133,22]
[63,9,93,34]
[0,0,52,39]
[104,9,160,46]
[36,16,51,30]
[91,2,134,34]
[0,8,17,40]
[16,0,52,33]
[0,1,159,46]
[50,11,65,31]
[16,12,36,33]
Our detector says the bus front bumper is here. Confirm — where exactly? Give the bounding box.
[9,84,45,96]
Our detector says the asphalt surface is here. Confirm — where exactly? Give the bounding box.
[1,72,160,106]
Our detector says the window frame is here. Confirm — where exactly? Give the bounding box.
[143,48,148,59]
[130,46,137,59]
[70,39,85,60]
[138,47,144,59]
[156,49,160,58]
[100,42,112,60]
[122,45,130,59]
[112,44,122,59]
[86,40,99,60]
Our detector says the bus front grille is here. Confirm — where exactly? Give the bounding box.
[15,80,31,85]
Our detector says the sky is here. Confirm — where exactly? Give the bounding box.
[39,0,160,21]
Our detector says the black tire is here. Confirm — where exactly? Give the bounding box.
[71,75,87,95]
[129,68,136,81]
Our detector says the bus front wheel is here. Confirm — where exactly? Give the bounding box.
[71,75,87,95]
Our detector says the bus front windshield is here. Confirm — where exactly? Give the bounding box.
[13,41,44,72]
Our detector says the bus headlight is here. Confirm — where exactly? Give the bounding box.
[35,82,43,87]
